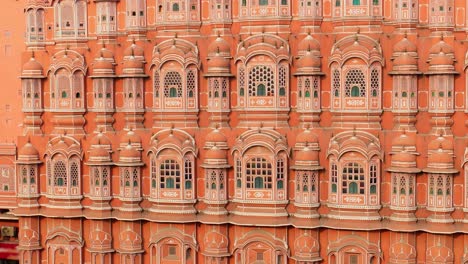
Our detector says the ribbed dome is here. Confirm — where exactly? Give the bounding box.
[208,37,230,56]
[296,147,319,162]
[89,147,111,162]
[206,128,227,143]
[93,57,114,71]
[205,145,227,160]
[298,34,320,53]
[428,136,453,151]
[429,52,454,66]
[207,54,230,73]
[427,149,453,165]
[23,57,43,72]
[119,144,140,161]
[392,151,416,163]
[429,40,454,55]
[89,132,112,147]
[123,57,144,70]
[123,43,144,58]
[393,52,418,66]
[297,51,321,68]
[18,142,39,161]
[394,37,417,53]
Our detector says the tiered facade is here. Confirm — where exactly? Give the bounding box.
[12,0,468,263]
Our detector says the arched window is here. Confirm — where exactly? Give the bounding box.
[257,84,266,96]
[345,69,366,97]
[353,0,361,5]
[259,0,269,5]
[173,3,179,11]
[55,0,87,39]
[342,162,364,194]
[164,71,182,97]
[54,160,67,187]
[246,157,272,189]
[160,159,180,189]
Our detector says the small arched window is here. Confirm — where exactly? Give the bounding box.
[259,0,269,5]
[257,84,266,96]
[173,3,179,11]
[351,86,360,97]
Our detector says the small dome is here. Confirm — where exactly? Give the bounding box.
[297,52,321,69]
[208,37,230,56]
[298,34,320,53]
[123,57,144,70]
[296,129,318,144]
[89,132,112,147]
[428,136,453,151]
[429,40,454,55]
[394,37,417,53]
[93,57,114,71]
[392,151,416,164]
[23,57,43,72]
[296,147,318,162]
[428,150,453,165]
[429,52,454,66]
[98,47,114,59]
[205,145,227,160]
[89,147,111,162]
[18,142,39,161]
[393,52,418,67]
[207,54,230,70]
[123,43,144,58]
[119,144,140,161]
[206,128,227,143]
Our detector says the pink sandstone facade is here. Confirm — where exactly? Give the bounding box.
[7,0,468,263]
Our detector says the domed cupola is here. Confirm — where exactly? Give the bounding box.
[292,128,322,170]
[21,54,44,79]
[206,36,232,76]
[208,36,230,57]
[119,129,142,150]
[91,49,116,78]
[205,36,233,127]
[87,133,113,165]
[426,37,457,74]
[118,142,142,164]
[123,41,145,60]
[18,141,40,164]
[424,135,457,174]
[202,128,229,168]
[388,132,420,173]
[295,34,323,76]
[122,55,145,76]
[201,127,230,215]
[390,36,420,75]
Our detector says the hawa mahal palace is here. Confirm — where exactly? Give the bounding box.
[3,0,468,263]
